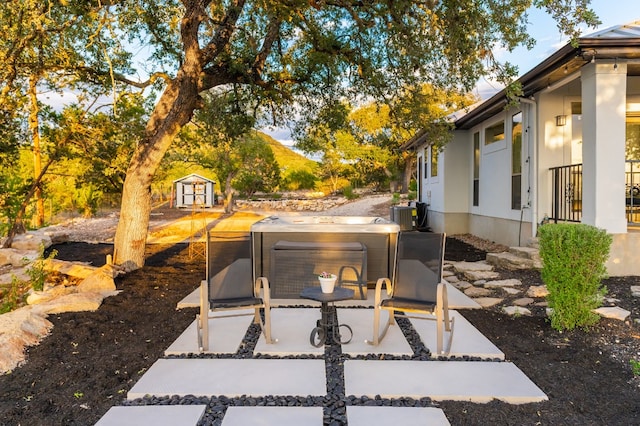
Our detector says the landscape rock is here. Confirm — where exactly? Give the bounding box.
[464,270,500,281]
[76,264,118,292]
[594,306,631,321]
[502,287,521,295]
[503,306,532,316]
[513,297,535,306]
[0,268,30,285]
[26,285,77,305]
[444,274,459,283]
[473,297,503,308]
[34,292,109,314]
[631,286,640,297]
[527,285,549,298]
[0,248,38,267]
[451,280,472,290]
[464,286,493,297]
[486,252,537,270]
[484,279,522,289]
[451,261,494,273]
[10,232,52,251]
[0,307,53,373]
[44,259,97,279]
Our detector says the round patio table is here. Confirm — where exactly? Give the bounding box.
[300,286,354,347]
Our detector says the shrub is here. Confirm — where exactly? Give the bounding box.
[342,185,358,200]
[538,223,612,331]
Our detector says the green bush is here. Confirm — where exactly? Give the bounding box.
[538,223,612,331]
[342,185,358,200]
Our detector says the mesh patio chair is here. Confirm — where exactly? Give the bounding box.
[197,232,274,352]
[369,232,454,356]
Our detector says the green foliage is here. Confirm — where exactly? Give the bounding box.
[391,193,401,205]
[631,359,640,376]
[538,224,612,331]
[74,185,103,218]
[281,169,318,191]
[25,245,57,292]
[0,276,30,314]
[0,174,31,237]
[342,185,358,200]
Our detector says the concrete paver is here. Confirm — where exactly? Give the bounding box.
[127,359,326,399]
[254,308,324,356]
[344,360,548,403]
[346,406,450,426]
[409,310,505,359]
[95,405,207,426]
[222,406,323,425]
[165,309,254,355]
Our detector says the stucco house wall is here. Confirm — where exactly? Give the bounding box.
[406,21,640,276]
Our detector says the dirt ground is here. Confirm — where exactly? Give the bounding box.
[0,236,639,425]
[1,197,640,425]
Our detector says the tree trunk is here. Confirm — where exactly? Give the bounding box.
[401,155,415,194]
[28,75,45,228]
[223,173,234,214]
[113,71,200,270]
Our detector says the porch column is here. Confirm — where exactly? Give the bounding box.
[580,61,627,233]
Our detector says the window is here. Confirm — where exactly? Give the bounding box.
[484,120,505,145]
[473,132,480,206]
[627,113,640,160]
[423,152,428,178]
[511,112,522,210]
[430,146,438,178]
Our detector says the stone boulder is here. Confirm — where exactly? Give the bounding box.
[0,307,53,373]
[0,248,39,267]
[10,232,52,251]
[76,264,118,293]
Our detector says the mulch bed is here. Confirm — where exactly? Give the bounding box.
[0,238,639,425]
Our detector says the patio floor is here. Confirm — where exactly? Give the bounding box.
[97,284,548,425]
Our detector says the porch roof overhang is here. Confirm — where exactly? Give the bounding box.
[454,38,640,131]
[403,21,640,151]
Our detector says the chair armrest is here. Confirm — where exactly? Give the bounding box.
[255,276,271,306]
[436,281,449,309]
[199,279,209,316]
[374,277,391,308]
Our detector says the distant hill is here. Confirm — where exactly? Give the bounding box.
[257,132,318,172]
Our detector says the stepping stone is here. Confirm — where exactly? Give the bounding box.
[595,306,631,321]
[344,360,547,404]
[408,311,504,360]
[95,405,207,426]
[222,406,323,425]
[128,359,326,399]
[165,309,254,355]
[526,285,549,298]
[464,286,493,297]
[338,309,413,357]
[254,308,325,356]
[503,306,532,316]
[484,279,522,289]
[347,406,450,426]
[473,297,503,308]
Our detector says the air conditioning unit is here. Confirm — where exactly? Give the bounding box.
[390,206,414,231]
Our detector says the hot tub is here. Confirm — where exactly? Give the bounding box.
[251,215,400,291]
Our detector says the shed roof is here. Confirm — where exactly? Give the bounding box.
[172,173,215,184]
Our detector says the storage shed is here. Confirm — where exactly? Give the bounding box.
[172,174,215,208]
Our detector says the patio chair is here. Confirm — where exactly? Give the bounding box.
[197,233,274,352]
[369,232,454,356]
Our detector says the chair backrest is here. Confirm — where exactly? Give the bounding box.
[205,231,254,300]
[209,258,254,301]
[392,232,445,302]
